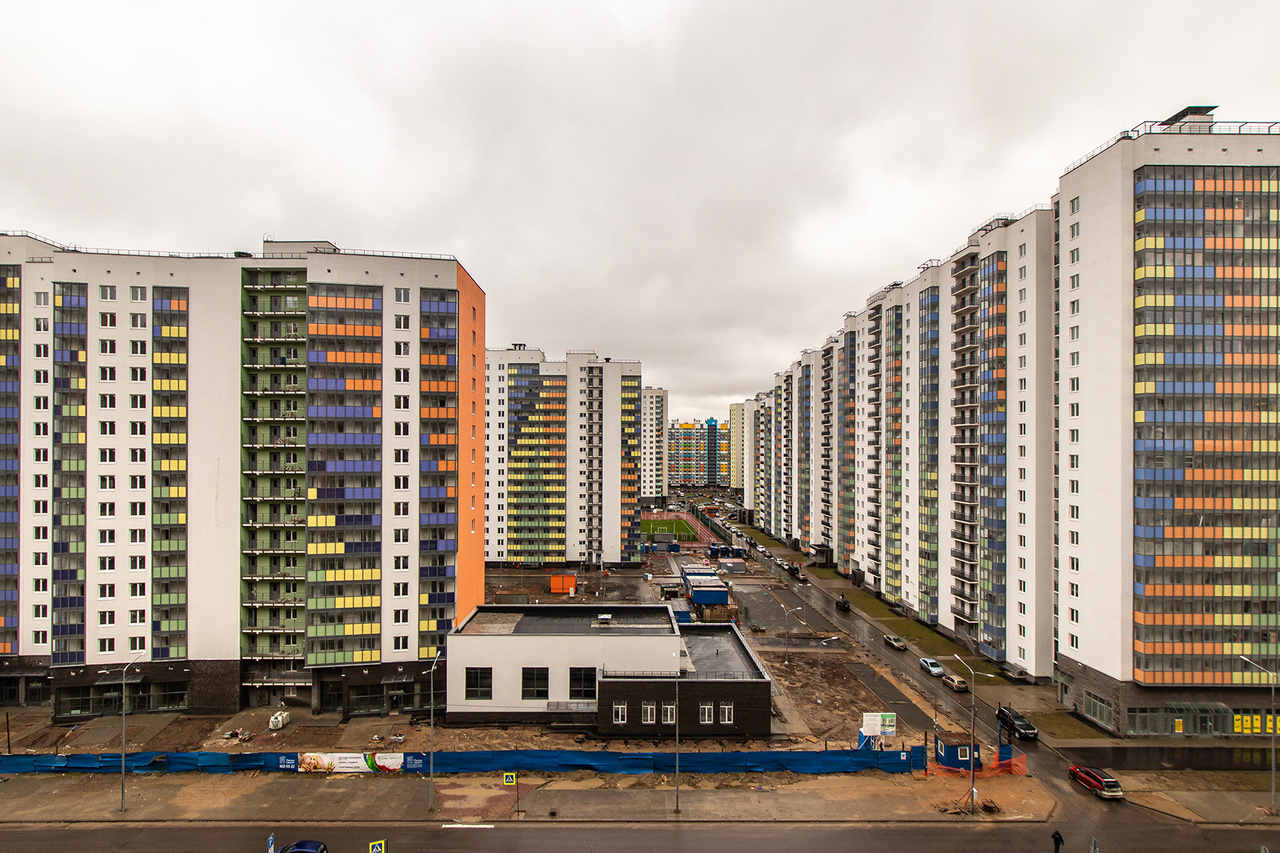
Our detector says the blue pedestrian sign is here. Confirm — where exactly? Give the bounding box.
[370,841,385,853]
[503,772,516,786]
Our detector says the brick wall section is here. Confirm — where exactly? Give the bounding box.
[597,677,771,739]
[187,660,241,714]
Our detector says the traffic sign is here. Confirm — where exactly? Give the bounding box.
[370,841,386,853]
[503,772,516,786]
[268,833,274,853]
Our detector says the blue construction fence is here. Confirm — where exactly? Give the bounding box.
[0,747,922,776]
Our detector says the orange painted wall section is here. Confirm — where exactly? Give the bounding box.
[454,262,486,624]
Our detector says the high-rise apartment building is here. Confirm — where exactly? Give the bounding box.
[1,233,485,718]
[484,346,642,568]
[668,418,729,487]
[741,109,1280,736]
[640,387,668,505]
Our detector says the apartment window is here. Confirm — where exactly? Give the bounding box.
[642,701,657,725]
[130,286,146,301]
[394,314,411,330]
[464,668,492,700]
[394,395,410,410]
[393,582,408,596]
[1018,287,1027,302]
[1017,490,1026,502]
[34,369,49,384]
[35,291,49,306]
[1069,530,1080,545]
[131,340,147,355]
[130,475,147,489]
[1017,310,1026,324]
[34,343,49,357]
[1069,351,1080,366]
[1017,423,1027,436]
[99,584,116,599]
[130,313,147,328]
[99,529,115,544]
[394,555,409,571]
[1069,274,1079,290]
[99,448,115,463]
[130,448,147,462]
[99,421,116,436]
[1070,557,1080,572]
[1017,602,1026,615]
[1069,505,1080,519]
[130,367,147,381]
[394,475,409,490]
[568,667,596,700]
[1018,445,1026,457]
[1069,454,1079,469]
[98,638,115,653]
[699,701,714,724]
[1017,511,1026,524]
[1069,479,1079,494]
[394,368,410,382]
[100,285,116,301]
[1069,429,1079,443]
[1018,266,1027,280]
[1069,196,1080,214]
[99,610,115,626]
[394,448,410,463]
[1018,467,1026,480]
[1069,299,1080,315]
[99,393,116,409]
[33,317,49,332]
[393,636,409,651]
[130,421,147,435]
[1069,377,1080,392]
[33,447,48,462]
[394,422,409,436]
[394,287,410,303]
[1018,579,1026,592]
[1017,355,1026,369]
[130,609,146,624]
[393,528,409,543]
[1018,242,1027,258]
[129,582,145,597]
[33,603,48,618]
[394,341,411,355]
[33,499,48,514]
[1069,222,1080,238]
[720,702,734,725]
[1068,402,1080,417]
[99,501,116,517]
[1017,333,1027,346]
[1069,248,1079,264]
[662,702,676,724]
[613,701,627,724]
[99,475,115,490]
[1018,534,1027,547]
[393,609,409,624]
[32,631,47,645]
[100,366,116,380]
[100,312,116,327]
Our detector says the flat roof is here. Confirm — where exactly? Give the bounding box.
[680,624,768,681]
[456,604,678,637]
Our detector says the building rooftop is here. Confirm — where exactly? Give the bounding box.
[680,624,768,681]
[455,604,678,637]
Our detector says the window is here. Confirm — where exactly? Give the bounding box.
[130,609,146,624]
[1068,248,1079,264]
[1017,310,1026,324]
[1017,467,1026,480]
[130,367,147,381]
[394,368,410,382]
[642,701,657,725]
[393,582,408,597]
[1069,196,1080,214]
[100,285,117,301]
[394,314,411,330]
[1069,351,1080,366]
[33,317,50,332]
[719,702,734,725]
[394,395,410,410]
[1018,242,1027,258]
[568,667,596,700]
[1069,479,1079,494]
[35,291,49,306]
[1069,402,1080,417]
[1069,222,1080,238]
[34,448,48,462]
[394,287,410,303]
[393,636,409,651]
[1069,634,1079,650]
[394,475,409,490]
[130,286,146,301]
[130,313,147,328]
[131,340,147,355]
[1069,377,1080,391]
[130,448,147,462]
[393,528,409,543]
[100,312,117,327]
[699,701,714,724]
[1017,602,1026,615]
[99,610,115,625]
[99,638,116,653]
[1069,429,1079,443]
[100,366,116,380]
[394,341,411,356]
[129,636,146,652]
[1069,530,1080,545]
[464,668,492,700]
[99,448,115,463]
[99,420,116,436]
[1018,265,1026,280]
[514,667,549,701]
[1017,355,1026,368]
[99,393,116,409]
[393,555,409,571]
[99,501,116,517]
[394,501,409,516]
[99,584,116,599]
[1069,454,1079,469]
[34,369,49,384]
[394,421,410,436]
[393,609,409,624]
[1069,299,1080,315]
[130,555,146,571]
[394,448,410,463]
[99,529,115,544]
[32,499,48,514]
[1069,505,1080,519]
[130,421,147,435]
[1017,333,1027,346]
[1069,583,1079,597]
[33,603,48,618]
[32,631,47,645]
[613,701,627,724]
[1069,273,1079,290]
[1018,287,1027,302]
[99,475,115,490]
[34,343,49,357]
[130,475,147,489]
[662,702,676,724]
[129,582,145,597]
[1070,556,1080,572]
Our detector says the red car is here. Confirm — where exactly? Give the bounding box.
[1068,764,1124,799]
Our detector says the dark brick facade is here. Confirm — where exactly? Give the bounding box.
[597,677,771,739]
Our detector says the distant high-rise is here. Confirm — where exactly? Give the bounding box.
[0,232,485,718]
[640,387,668,505]
[485,346,642,568]
[668,418,729,487]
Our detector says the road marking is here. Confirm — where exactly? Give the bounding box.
[442,824,495,829]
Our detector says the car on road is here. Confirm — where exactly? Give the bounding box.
[836,597,851,612]
[1068,765,1124,799]
[941,674,968,692]
[280,842,329,853]
[919,657,944,676]
[883,634,907,650]
[996,706,1039,740]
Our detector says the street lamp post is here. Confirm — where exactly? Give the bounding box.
[101,649,148,813]
[428,651,445,812]
[952,655,978,815]
[781,604,801,664]
[673,649,680,815]
[1242,654,1277,815]
[816,637,838,705]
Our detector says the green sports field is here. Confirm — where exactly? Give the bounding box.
[640,518,697,541]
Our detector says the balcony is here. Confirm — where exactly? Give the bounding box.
[950,604,979,623]
[952,528,978,544]
[951,454,977,465]
[950,547,977,563]
[949,564,977,582]
[950,317,978,335]
[950,414,979,426]
[950,491,977,505]
[951,336,979,353]
[950,509,977,524]
[949,584,978,602]
[951,473,978,485]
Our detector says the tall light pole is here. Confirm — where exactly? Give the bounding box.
[816,637,838,704]
[1242,654,1276,815]
[427,651,445,812]
[101,648,148,813]
[781,604,801,664]
[953,654,978,815]
[673,649,680,815]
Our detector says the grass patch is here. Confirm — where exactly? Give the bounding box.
[843,586,898,621]
[640,519,696,540]
[1025,711,1110,740]
[806,566,844,580]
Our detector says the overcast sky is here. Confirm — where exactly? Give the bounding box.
[3,1,1277,419]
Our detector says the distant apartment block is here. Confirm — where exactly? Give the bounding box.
[668,418,730,487]
[640,387,668,505]
[484,346,642,568]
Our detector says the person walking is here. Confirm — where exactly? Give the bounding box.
[1051,829,1064,852]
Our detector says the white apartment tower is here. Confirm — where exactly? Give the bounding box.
[640,387,668,505]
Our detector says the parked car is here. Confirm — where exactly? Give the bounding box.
[942,674,968,692]
[280,842,329,853]
[836,597,851,612]
[883,634,907,650]
[919,657,944,676]
[1068,765,1124,799]
[996,706,1040,740]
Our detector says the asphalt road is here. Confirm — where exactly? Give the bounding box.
[2,820,1275,853]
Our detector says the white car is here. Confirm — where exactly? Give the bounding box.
[919,657,944,677]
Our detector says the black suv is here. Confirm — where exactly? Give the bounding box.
[996,706,1039,740]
